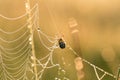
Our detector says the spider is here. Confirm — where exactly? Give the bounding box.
[58,38,66,49]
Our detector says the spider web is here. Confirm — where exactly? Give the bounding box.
[0,1,118,80]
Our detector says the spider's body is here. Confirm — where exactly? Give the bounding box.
[58,38,65,49]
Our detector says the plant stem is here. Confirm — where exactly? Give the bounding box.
[25,0,38,80]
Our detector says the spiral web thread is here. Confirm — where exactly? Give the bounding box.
[0,2,118,80]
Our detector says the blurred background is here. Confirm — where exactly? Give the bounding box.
[0,0,120,80]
